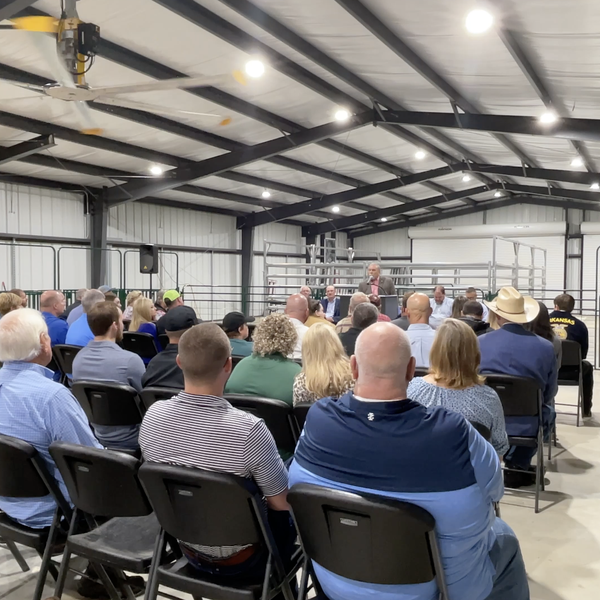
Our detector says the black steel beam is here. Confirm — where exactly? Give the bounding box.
[103,111,372,204]
[376,110,600,144]
[0,0,36,20]
[502,183,600,202]
[0,135,55,165]
[334,0,539,168]
[89,194,109,288]
[241,226,254,314]
[470,164,600,186]
[515,196,600,213]
[303,184,499,235]
[498,27,597,172]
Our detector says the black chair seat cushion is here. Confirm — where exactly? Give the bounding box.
[67,514,159,572]
[507,436,538,448]
[557,379,579,386]
[157,556,262,600]
[0,512,66,552]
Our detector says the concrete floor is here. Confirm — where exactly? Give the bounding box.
[0,379,599,600]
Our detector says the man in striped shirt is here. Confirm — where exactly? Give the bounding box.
[139,323,293,580]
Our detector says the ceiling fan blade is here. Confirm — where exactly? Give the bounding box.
[26,31,74,89]
[10,16,59,34]
[71,101,102,135]
[88,72,240,99]
[95,97,232,125]
[0,94,50,103]
[0,82,48,94]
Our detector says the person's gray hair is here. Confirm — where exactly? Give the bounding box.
[0,309,47,362]
[352,303,379,329]
[349,292,369,314]
[76,288,88,301]
[156,289,165,302]
[81,289,106,313]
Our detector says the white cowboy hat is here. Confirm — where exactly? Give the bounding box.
[484,286,540,324]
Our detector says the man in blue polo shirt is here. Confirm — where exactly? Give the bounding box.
[289,323,529,600]
[65,289,105,347]
[40,290,68,346]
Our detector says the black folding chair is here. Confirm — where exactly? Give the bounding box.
[288,483,450,600]
[121,332,159,361]
[52,344,82,384]
[486,374,545,513]
[158,334,169,350]
[556,340,583,427]
[0,434,72,600]
[49,442,163,600]
[470,421,492,442]
[414,367,429,378]
[231,355,246,370]
[139,463,301,600]
[139,387,182,412]
[225,394,298,456]
[293,402,313,433]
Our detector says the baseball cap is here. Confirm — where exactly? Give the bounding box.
[223,311,255,333]
[163,290,181,303]
[163,305,199,332]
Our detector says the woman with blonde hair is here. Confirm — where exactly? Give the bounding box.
[122,290,142,322]
[129,297,162,359]
[0,293,24,317]
[408,318,508,454]
[293,323,353,406]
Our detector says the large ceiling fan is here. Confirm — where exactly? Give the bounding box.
[0,6,265,135]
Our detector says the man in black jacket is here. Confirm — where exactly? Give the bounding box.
[459,300,492,336]
[339,303,379,356]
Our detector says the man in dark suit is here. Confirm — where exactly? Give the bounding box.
[358,263,396,296]
[320,285,341,324]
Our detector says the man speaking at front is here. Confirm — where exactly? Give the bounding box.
[357,263,396,296]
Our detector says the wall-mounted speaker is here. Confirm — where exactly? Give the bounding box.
[139,244,159,274]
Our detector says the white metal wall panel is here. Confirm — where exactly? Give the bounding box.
[581,234,600,310]
[352,229,411,257]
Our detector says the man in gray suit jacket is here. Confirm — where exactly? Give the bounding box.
[358,263,396,296]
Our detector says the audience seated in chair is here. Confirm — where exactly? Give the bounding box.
[550,293,593,418]
[320,285,341,324]
[65,289,105,347]
[335,292,369,334]
[460,300,493,336]
[129,297,163,361]
[153,289,167,320]
[10,288,28,308]
[64,288,87,324]
[224,311,255,357]
[305,299,335,329]
[122,290,142,323]
[368,294,392,322]
[0,309,101,528]
[527,301,562,373]
[225,313,301,407]
[406,292,437,369]
[339,302,379,357]
[408,319,509,455]
[391,291,414,331]
[0,292,23,318]
[451,295,468,319]
[289,322,530,600]
[430,285,453,324]
[479,287,557,488]
[300,285,312,299]
[285,293,309,359]
[293,323,353,407]
[140,323,295,582]
[466,287,489,321]
[142,306,198,390]
[40,290,68,346]
[72,301,145,451]
[156,290,186,336]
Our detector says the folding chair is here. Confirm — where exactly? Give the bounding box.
[52,344,82,384]
[224,394,298,457]
[121,332,159,361]
[293,402,313,433]
[231,355,246,370]
[555,340,583,427]
[414,367,429,378]
[49,442,162,600]
[469,421,492,442]
[288,483,450,600]
[139,387,182,412]
[0,434,72,600]
[139,463,301,600]
[486,374,545,513]
[158,334,169,350]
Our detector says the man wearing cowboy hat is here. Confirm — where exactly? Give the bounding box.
[479,287,557,489]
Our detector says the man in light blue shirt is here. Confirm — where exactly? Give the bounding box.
[0,309,101,529]
[430,285,454,327]
[65,289,105,347]
[320,286,341,324]
[406,292,437,368]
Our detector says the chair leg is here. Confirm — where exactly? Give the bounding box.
[4,539,30,572]
[33,509,62,600]
[53,508,81,600]
[92,563,123,600]
[261,555,273,600]
[145,530,165,600]
[297,558,309,600]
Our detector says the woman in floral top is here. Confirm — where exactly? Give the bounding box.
[293,323,354,406]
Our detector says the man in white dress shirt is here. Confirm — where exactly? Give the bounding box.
[430,285,454,328]
[285,293,309,360]
[466,287,489,321]
[407,292,437,368]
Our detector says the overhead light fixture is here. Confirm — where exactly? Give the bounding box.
[332,205,341,213]
[334,108,351,122]
[494,191,503,198]
[571,157,584,168]
[539,111,558,125]
[149,165,163,176]
[261,189,271,199]
[381,217,388,222]
[591,183,600,191]
[462,174,472,182]
[465,9,494,34]
[414,150,426,160]
[245,59,265,78]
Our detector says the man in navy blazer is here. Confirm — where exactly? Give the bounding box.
[320,285,341,324]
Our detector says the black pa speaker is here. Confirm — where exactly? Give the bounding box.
[139,244,159,274]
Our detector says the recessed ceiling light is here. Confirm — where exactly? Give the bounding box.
[245,60,265,78]
[465,9,494,34]
[415,150,426,160]
[539,111,558,125]
[334,108,350,122]
[332,205,340,213]
[494,191,503,198]
[261,189,271,198]
[571,157,584,168]
[591,183,600,191]
[149,165,163,176]
[462,174,472,182]
[381,217,388,222]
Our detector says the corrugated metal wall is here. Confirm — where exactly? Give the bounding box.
[351,228,411,257]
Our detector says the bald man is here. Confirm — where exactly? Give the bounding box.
[40,290,68,346]
[285,293,309,359]
[406,292,437,368]
[290,323,528,600]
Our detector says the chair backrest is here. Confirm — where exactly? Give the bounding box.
[53,344,82,375]
[414,367,429,378]
[288,483,440,586]
[231,355,245,370]
[139,463,264,547]
[485,374,541,418]
[293,402,313,431]
[469,421,492,442]
[139,387,182,412]
[559,340,582,369]
[224,394,297,453]
[72,381,143,426]
[158,334,169,350]
[121,332,158,360]
[49,442,152,518]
